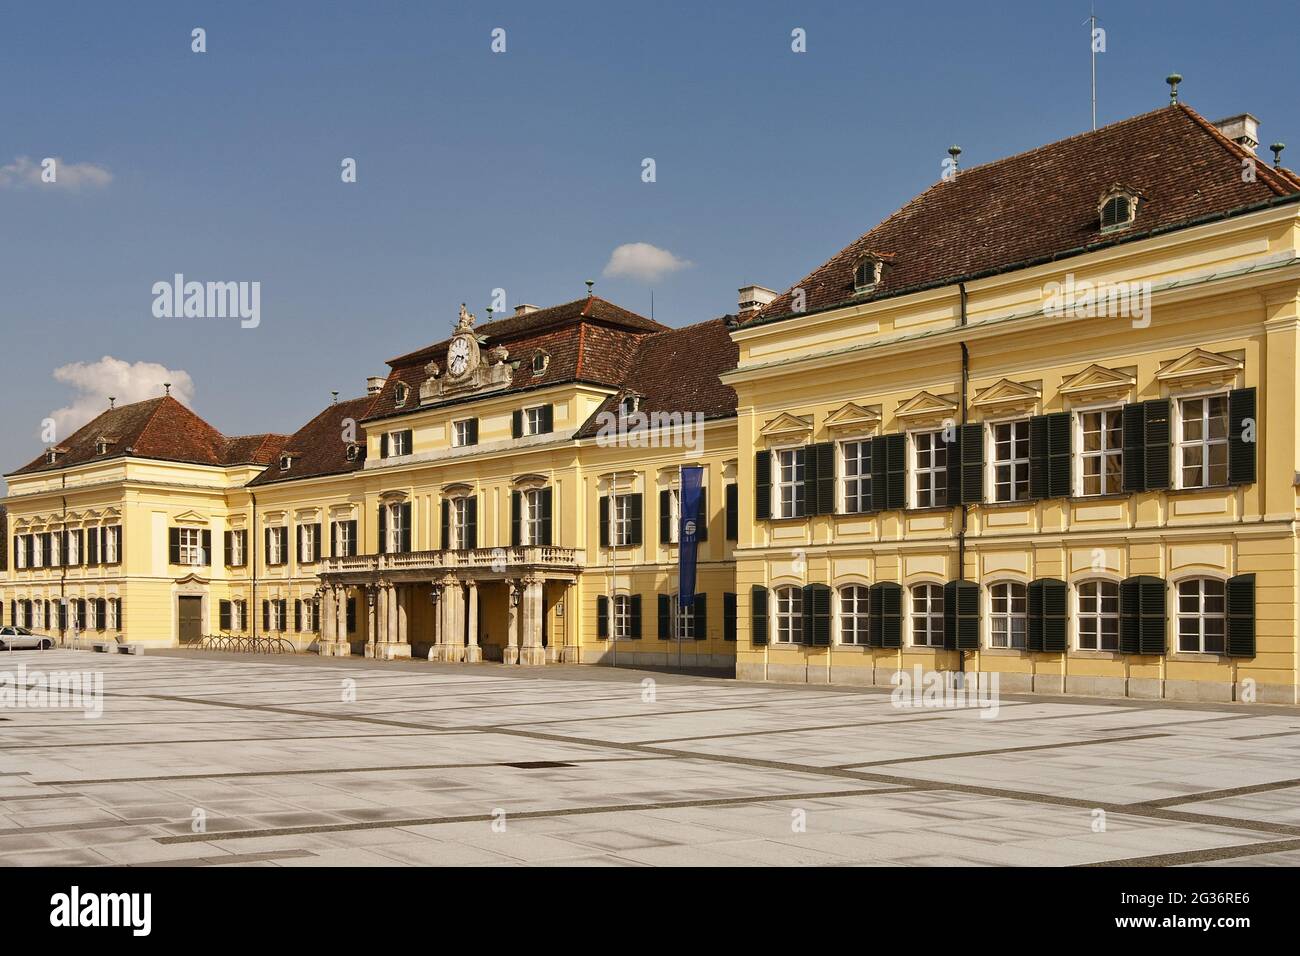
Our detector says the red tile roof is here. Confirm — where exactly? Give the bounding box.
[749,104,1300,327]
[247,394,379,487]
[7,396,279,476]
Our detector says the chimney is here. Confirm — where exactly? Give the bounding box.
[514,304,540,317]
[366,376,386,395]
[1213,114,1260,154]
[737,285,778,316]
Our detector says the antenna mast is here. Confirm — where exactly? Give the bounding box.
[1087,5,1098,130]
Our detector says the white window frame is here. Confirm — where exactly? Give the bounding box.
[230,601,244,632]
[384,502,407,553]
[301,599,317,632]
[49,533,61,567]
[452,419,473,447]
[840,439,872,514]
[269,600,284,632]
[15,536,26,569]
[989,581,1028,649]
[451,497,472,550]
[611,493,634,547]
[388,430,412,457]
[334,521,354,558]
[179,528,204,566]
[773,446,806,519]
[107,598,118,631]
[1174,391,1229,490]
[666,487,682,543]
[523,405,546,437]
[910,429,948,509]
[104,526,118,563]
[67,533,79,566]
[521,489,544,546]
[670,596,695,640]
[989,418,1031,503]
[230,530,245,566]
[299,524,317,563]
[32,535,43,567]
[1176,577,1227,654]
[1075,404,1124,497]
[1076,579,1120,651]
[85,599,97,630]
[838,584,870,646]
[911,582,945,647]
[612,593,632,640]
[774,585,804,644]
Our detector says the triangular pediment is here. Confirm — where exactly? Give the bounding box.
[970,379,1042,413]
[171,510,209,525]
[895,390,959,423]
[1156,348,1242,387]
[823,402,881,434]
[759,413,814,442]
[1060,364,1137,401]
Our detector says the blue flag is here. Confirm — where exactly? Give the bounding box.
[678,465,704,608]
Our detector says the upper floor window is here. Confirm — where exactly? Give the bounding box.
[95,440,111,455]
[839,585,870,645]
[989,582,1028,649]
[1077,580,1119,651]
[524,406,547,436]
[67,532,80,566]
[774,448,806,519]
[1177,578,1226,654]
[1099,192,1136,231]
[383,502,409,553]
[266,528,284,566]
[841,440,871,514]
[45,449,60,464]
[279,454,292,471]
[1079,408,1123,496]
[299,524,319,563]
[384,429,412,458]
[333,519,357,557]
[520,488,546,545]
[1177,395,1228,489]
[992,420,1031,502]
[103,526,119,564]
[913,431,948,508]
[774,586,803,644]
[451,497,473,550]
[912,583,945,647]
[346,443,361,462]
[612,494,634,546]
[229,530,245,567]
[452,419,477,447]
[178,528,204,566]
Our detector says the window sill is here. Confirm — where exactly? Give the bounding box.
[1068,493,1129,503]
[1070,648,1123,660]
[975,499,1036,510]
[1167,652,1229,663]
[1164,484,1235,497]
[980,646,1027,657]
[903,505,955,516]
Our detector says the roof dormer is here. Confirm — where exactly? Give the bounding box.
[1098,185,1140,232]
[851,251,895,295]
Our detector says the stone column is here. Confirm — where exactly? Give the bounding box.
[439,575,464,662]
[519,576,546,666]
[377,583,412,660]
[364,586,378,657]
[560,583,580,663]
[464,580,481,662]
[503,580,521,665]
[337,588,349,643]
[427,583,442,660]
[397,586,408,644]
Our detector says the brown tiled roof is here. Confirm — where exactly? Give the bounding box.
[575,318,739,438]
[9,396,236,476]
[751,104,1300,326]
[367,296,666,423]
[222,433,290,466]
[248,394,379,486]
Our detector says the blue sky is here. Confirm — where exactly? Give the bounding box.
[2,0,1297,486]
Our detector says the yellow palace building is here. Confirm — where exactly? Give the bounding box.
[4,99,1300,704]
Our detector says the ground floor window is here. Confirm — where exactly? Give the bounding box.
[612,594,632,640]
[774,586,803,644]
[912,583,944,646]
[839,585,870,645]
[1077,580,1119,651]
[989,582,1027,649]
[1177,578,1226,654]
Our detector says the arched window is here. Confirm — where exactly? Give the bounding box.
[989,582,1028,649]
[839,585,870,645]
[1077,580,1120,651]
[853,257,881,292]
[774,586,803,644]
[1177,578,1226,654]
[912,583,944,646]
[394,382,409,407]
[1100,193,1136,231]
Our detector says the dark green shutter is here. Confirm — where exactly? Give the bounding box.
[754,450,772,520]
[871,434,907,510]
[957,423,985,504]
[378,505,387,555]
[168,528,180,565]
[511,410,523,439]
[599,495,610,547]
[295,600,303,632]
[400,503,412,552]
[628,493,643,545]
[466,497,478,549]
[943,580,980,650]
[441,499,450,550]
[658,594,671,640]
[1228,388,1257,485]
[597,595,609,639]
[312,523,322,560]
[812,442,836,515]
[511,491,521,546]
[869,582,903,648]
[347,598,356,633]
[1027,579,1045,652]
[723,592,737,640]
[346,521,358,556]
[629,594,642,639]
[1143,400,1170,491]
[725,484,738,540]
[1028,579,1067,652]
[1226,574,1256,657]
[802,584,831,646]
[330,522,338,557]
[696,487,709,541]
[1120,575,1166,655]
[539,488,553,545]
[1122,403,1146,492]
[694,593,707,640]
[750,585,769,646]
[794,447,810,517]
[659,489,672,543]
[380,433,389,458]
[1030,413,1071,499]
[219,601,231,630]
[540,405,554,433]
[467,418,479,445]
[262,601,270,632]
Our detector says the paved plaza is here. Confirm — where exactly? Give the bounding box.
[2,649,1300,866]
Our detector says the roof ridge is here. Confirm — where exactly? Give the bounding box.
[1176,103,1298,197]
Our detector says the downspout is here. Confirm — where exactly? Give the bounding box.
[60,475,67,647]
[957,283,969,678]
[250,491,258,639]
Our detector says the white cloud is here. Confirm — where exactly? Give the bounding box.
[0,155,113,190]
[46,357,195,440]
[601,242,692,283]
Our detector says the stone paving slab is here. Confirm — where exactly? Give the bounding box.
[1,649,1297,866]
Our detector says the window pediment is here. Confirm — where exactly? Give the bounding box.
[511,473,548,490]
[441,482,475,498]
[1156,348,1243,389]
[1059,364,1136,403]
[171,510,209,525]
[823,402,881,435]
[970,379,1041,416]
[894,390,959,427]
[759,412,814,445]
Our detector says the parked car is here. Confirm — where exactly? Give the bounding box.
[0,626,55,650]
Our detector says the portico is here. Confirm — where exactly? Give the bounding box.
[317,546,582,665]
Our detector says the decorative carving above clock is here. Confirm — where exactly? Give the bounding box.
[419,303,514,405]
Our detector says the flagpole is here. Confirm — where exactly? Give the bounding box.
[677,463,683,672]
[610,472,618,670]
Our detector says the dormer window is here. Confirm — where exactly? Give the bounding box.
[619,394,640,418]
[853,256,883,293]
[96,440,110,455]
[394,382,409,407]
[1099,190,1137,232]
[45,449,60,465]
[531,351,550,375]
[346,443,361,462]
[279,454,293,471]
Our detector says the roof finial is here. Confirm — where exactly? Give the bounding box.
[1166,72,1182,105]
[108,396,116,410]
[1270,142,1286,168]
[485,306,494,322]
[585,279,595,298]
[331,390,339,405]
[947,144,962,174]
[163,382,171,396]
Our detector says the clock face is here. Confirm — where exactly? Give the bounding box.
[448,337,472,377]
